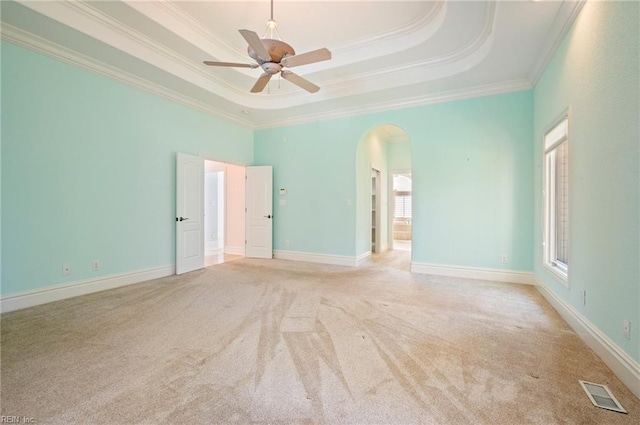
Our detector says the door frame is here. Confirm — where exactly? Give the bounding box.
[199,154,250,258]
[388,169,412,251]
[371,168,381,254]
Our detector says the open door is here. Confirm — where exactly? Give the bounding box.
[245,166,273,258]
[176,153,204,274]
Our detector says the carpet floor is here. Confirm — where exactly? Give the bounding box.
[1,251,638,424]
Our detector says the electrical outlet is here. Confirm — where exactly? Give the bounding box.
[500,255,508,264]
[62,264,71,275]
[580,289,587,306]
[92,261,100,271]
[623,319,631,340]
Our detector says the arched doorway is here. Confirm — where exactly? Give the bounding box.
[355,124,412,263]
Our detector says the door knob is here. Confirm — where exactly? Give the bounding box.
[176,217,189,222]
[264,215,272,219]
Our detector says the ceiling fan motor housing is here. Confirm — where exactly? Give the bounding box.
[204,28,329,93]
[261,62,282,74]
[247,39,295,64]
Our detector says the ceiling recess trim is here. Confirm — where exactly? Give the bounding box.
[11,0,500,110]
[161,1,446,75]
[317,2,496,90]
[17,0,251,102]
[128,1,248,65]
[216,1,497,104]
[255,79,534,131]
[1,20,533,131]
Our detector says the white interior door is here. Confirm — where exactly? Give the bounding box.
[245,166,273,259]
[176,153,204,274]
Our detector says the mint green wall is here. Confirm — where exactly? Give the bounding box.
[533,1,639,362]
[253,120,357,256]
[255,90,534,271]
[1,41,253,296]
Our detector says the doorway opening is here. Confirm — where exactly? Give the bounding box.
[203,159,246,266]
[391,172,412,252]
[356,124,412,268]
[371,169,381,253]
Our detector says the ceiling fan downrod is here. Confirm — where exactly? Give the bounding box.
[263,0,282,40]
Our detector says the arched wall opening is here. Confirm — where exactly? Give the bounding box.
[355,124,412,260]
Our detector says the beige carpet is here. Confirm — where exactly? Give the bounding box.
[1,251,638,424]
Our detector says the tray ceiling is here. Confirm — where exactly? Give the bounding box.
[1,1,585,129]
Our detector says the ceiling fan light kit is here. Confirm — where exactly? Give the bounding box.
[203,0,331,94]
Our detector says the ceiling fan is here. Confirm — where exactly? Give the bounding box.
[203,0,331,94]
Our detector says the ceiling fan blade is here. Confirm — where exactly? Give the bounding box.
[281,48,331,68]
[251,73,273,93]
[203,61,258,68]
[281,71,320,93]
[239,29,271,61]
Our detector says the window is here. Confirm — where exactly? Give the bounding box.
[543,115,569,282]
[394,191,412,219]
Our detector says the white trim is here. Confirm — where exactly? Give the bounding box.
[542,112,570,288]
[535,277,640,399]
[138,1,446,79]
[528,0,587,86]
[1,21,530,131]
[356,251,372,267]
[224,245,245,256]
[254,79,532,130]
[0,265,175,314]
[15,0,492,110]
[410,262,534,285]
[274,250,359,267]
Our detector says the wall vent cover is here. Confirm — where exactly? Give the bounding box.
[579,380,627,414]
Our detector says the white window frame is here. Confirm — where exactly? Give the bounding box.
[543,113,570,285]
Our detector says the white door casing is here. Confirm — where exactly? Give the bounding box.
[245,166,273,259]
[176,153,204,274]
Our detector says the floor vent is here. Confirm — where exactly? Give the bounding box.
[579,380,627,414]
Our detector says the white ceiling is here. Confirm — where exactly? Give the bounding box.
[1,1,585,129]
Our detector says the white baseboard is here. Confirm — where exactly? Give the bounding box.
[535,276,640,399]
[410,262,534,285]
[274,250,359,267]
[224,245,245,256]
[0,265,175,314]
[204,255,219,267]
[356,251,371,266]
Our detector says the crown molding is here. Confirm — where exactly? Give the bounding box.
[1,24,254,129]
[3,21,532,132]
[16,0,253,104]
[528,0,587,86]
[325,1,446,66]
[155,1,446,76]
[246,1,497,103]
[10,0,499,111]
[129,1,247,65]
[3,22,533,132]
[254,79,533,130]
[61,0,245,95]
[319,1,495,90]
